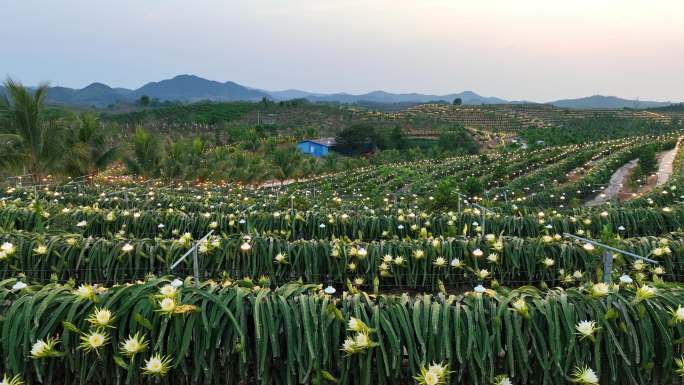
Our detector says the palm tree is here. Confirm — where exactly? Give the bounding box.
[163,140,189,179]
[64,114,119,178]
[162,138,207,180]
[205,146,233,181]
[228,150,265,184]
[304,157,320,178]
[271,145,302,185]
[124,127,162,177]
[186,137,207,180]
[323,152,338,172]
[0,78,64,183]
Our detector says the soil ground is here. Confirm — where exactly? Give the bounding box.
[585,144,679,206]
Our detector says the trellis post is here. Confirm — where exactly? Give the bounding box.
[602,251,613,284]
[170,230,215,286]
[562,233,658,283]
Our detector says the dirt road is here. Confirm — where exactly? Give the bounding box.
[584,159,638,206]
[655,147,677,186]
[584,140,680,206]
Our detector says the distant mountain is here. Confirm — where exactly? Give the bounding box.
[265,89,323,100]
[133,74,269,102]
[48,83,134,106]
[0,82,131,107]
[300,89,507,105]
[257,88,499,104]
[549,95,672,109]
[0,75,270,107]
[648,103,684,112]
[1,74,677,109]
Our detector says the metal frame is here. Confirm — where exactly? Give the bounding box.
[562,232,658,283]
[170,230,215,285]
[454,190,497,236]
[472,203,496,235]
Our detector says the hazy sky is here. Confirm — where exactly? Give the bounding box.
[2,0,683,102]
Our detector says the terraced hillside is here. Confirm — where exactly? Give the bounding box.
[100,100,682,144]
[391,104,684,132]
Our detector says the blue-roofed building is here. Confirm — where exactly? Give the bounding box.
[297,138,336,157]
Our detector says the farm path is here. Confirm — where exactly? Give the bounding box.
[584,141,680,206]
[260,179,297,188]
[655,147,677,186]
[584,159,638,206]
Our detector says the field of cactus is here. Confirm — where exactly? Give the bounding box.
[3,133,684,384]
[3,279,684,385]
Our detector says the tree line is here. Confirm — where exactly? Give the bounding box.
[0,79,358,185]
[2,79,480,185]
[520,115,679,148]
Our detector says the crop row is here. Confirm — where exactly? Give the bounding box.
[1,201,682,240]
[2,135,678,224]
[2,278,684,385]
[1,232,681,287]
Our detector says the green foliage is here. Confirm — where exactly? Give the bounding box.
[373,149,403,164]
[430,177,458,210]
[162,138,205,179]
[271,145,302,182]
[461,176,484,196]
[63,114,119,177]
[220,148,266,183]
[228,126,260,147]
[104,101,258,125]
[335,124,378,154]
[124,128,162,177]
[2,127,684,384]
[138,95,150,107]
[2,280,684,385]
[324,151,339,171]
[638,145,658,173]
[629,144,658,187]
[648,103,684,112]
[0,78,66,182]
[437,126,479,155]
[389,125,408,150]
[521,115,672,147]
